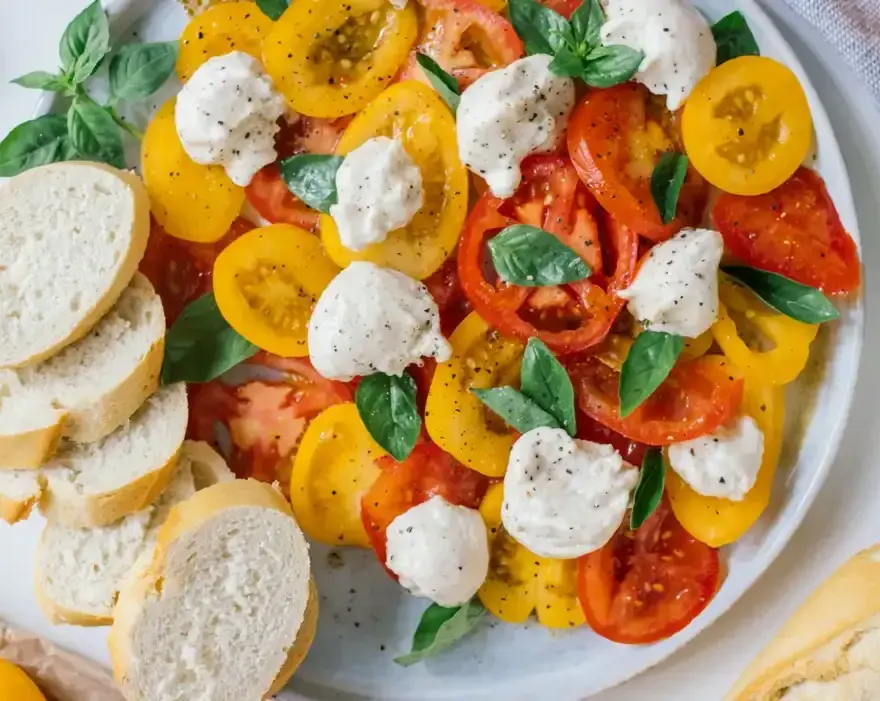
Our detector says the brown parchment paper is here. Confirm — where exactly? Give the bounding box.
[0,620,124,701]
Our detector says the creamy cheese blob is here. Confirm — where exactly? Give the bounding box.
[330,137,424,252]
[385,496,489,607]
[457,54,575,198]
[175,51,286,187]
[308,262,451,381]
[616,228,723,338]
[601,0,716,111]
[502,428,638,559]
[668,415,765,501]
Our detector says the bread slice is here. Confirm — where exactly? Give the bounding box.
[109,480,314,701]
[0,470,42,523]
[0,384,188,527]
[35,441,234,627]
[0,272,165,468]
[0,162,150,368]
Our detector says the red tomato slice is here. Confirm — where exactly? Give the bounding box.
[713,167,861,296]
[245,164,319,231]
[567,355,744,445]
[424,254,472,335]
[275,114,350,158]
[187,353,352,492]
[401,0,523,90]
[578,500,721,644]
[361,442,489,570]
[577,411,649,465]
[539,0,580,17]
[458,155,638,354]
[567,84,707,242]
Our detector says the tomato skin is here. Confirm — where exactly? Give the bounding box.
[578,500,720,644]
[577,412,649,466]
[245,165,319,231]
[713,168,861,296]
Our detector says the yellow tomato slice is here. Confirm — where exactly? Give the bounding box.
[142,99,245,243]
[682,56,813,196]
[263,0,417,118]
[177,1,273,82]
[667,378,784,548]
[213,223,340,357]
[425,312,524,478]
[290,403,385,546]
[320,81,468,279]
[0,660,45,701]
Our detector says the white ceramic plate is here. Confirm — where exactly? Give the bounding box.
[33,0,864,698]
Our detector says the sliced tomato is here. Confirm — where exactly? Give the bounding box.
[424,254,472,335]
[401,0,523,90]
[539,0,580,17]
[275,115,350,159]
[568,355,744,445]
[567,83,708,242]
[713,167,861,296]
[578,500,721,644]
[577,412,649,465]
[246,164,319,231]
[458,155,638,354]
[361,442,489,569]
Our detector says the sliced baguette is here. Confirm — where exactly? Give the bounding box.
[35,441,233,627]
[0,272,165,468]
[109,480,314,701]
[0,162,150,368]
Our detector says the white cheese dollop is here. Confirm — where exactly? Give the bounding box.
[386,496,489,607]
[330,137,423,252]
[308,261,451,381]
[668,415,765,501]
[616,228,723,338]
[601,0,716,111]
[457,54,575,199]
[502,428,638,559]
[175,51,286,187]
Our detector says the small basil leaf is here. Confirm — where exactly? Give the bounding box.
[722,266,839,324]
[59,0,110,84]
[161,293,259,385]
[416,53,460,113]
[394,599,487,667]
[712,11,760,65]
[521,338,576,437]
[630,448,665,530]
[67,97,125,168]
[109,42,178,100]
[570,0,604,47]
[650,152,689,225]
[11,71,69,92]
[279,154,344,213]
[548,46,586,78]
[488,225,591,287]
[356,371,421,462]
[256,0,291,20]
[508,0,572,56]
[472,386,562,433]
[581,45,644,88]
[0,114,74,177]
[618,331,684,418]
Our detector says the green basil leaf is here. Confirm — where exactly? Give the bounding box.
[570,0,604,47]
[520,337,576,437]
[394,599,487,667]
[548,46,586,78]
[11,71,70,92]
[416,53,460,113]
[67,97,125,168]
[109,42,178,100]
[161,293,259,385]
[630,448,665,530]
[488,225,591,287]
[279,154,344,213]
[508,0,572,56]
[256,0,291,19]
[650,152,689,225]
[712,11,760,65]
[722,266,839,324]
[0,114,74,177]
[59,0,110,84]
[356,371,421,462]
[618,331,683,418]
[581,45,644,88]
[472,386,561,433]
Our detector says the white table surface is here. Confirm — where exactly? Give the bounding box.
[1,2,879,699]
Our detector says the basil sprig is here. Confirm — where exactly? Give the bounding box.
[488,225,591,287]
[712,11,760,65]
[68,96,126,168]
[722,266,840,324]
[416,53,460,114]
[161,293,259,385]
[355,371,421,462]
[650,153,689,225]
[618,331,684,418]
[59,0,110,85]
[279,154,345,213]
[256,0,291,20]
[472,386,562,433]
[630,448,665,530]
[394,599,487,667]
